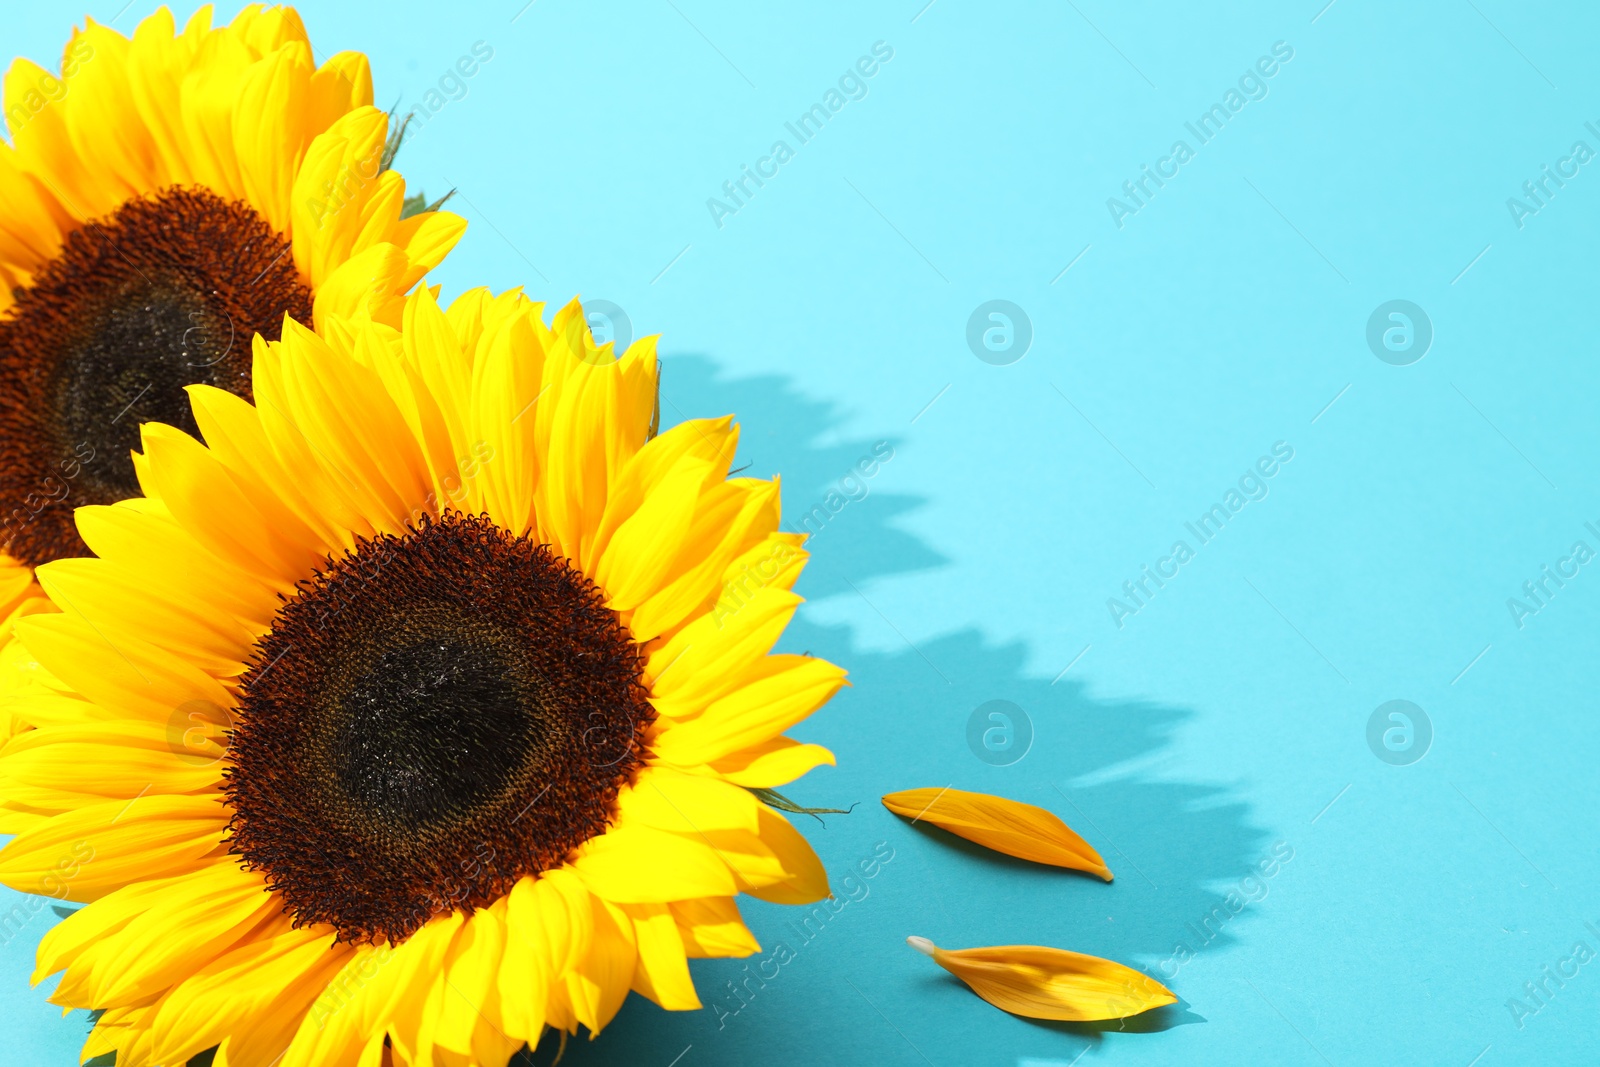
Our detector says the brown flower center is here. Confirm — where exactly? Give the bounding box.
[0,185,312,566]
[223,511,654,944]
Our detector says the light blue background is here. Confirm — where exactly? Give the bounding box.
[4,1,1598,1064]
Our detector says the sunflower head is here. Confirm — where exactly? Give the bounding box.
[0,5,464,576]
[0,286,842,1066]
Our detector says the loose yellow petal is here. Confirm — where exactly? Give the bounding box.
[908,936,1175,1021]
[881,787,1111,880]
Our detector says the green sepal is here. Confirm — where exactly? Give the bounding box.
[400,189,456,220]
[746,787,855,823]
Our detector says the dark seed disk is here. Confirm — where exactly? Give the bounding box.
[0,185,311,565]
[224,511,654,945]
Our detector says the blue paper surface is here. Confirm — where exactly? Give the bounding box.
[3,2,1597,1064]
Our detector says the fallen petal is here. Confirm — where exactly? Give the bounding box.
[907,936,1175,1021]
[881,787,1111,879]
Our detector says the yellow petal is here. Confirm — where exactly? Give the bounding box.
[0,144,67,267]
[649,656,846,767]
[494,905,550,1045]
[644,584,800,713]
[136,421,313,585]
[232,38,314,234]
[464,306,545,534]
[279,914,459,1067]
[48,860,277,1008]
[148,917,353,1065]
[668,897,760,959]
[382,205,467,292]
[432,905,509,1057]
[1,720,223,799]
[570,825,739,902]
[178,29,255,199]
[614,768,762,835]
[707,737,835,788]
[289,105,387,285]
[128,8,200,187]
[273,317,431,535]
[587,416,737,586]
[15,612,236,726]
[312,241,415,328]
[907,937,1175,1021]
[626,477,780,640]
[60,23,153,210]
[0,793,226,900]
[708,807,830,905]
[510,867,591,981]
[75,499,279,632]
[36,556,254,677]
[306,51,373,133]
[881,787,1111,880]
[591,456,715,612]
[564,897,635,1035]
[623,901,700,1011]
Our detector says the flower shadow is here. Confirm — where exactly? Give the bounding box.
[540,357,1270,1066]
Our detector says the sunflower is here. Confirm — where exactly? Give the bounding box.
[0,286,842,1065]
[0,3,464,735]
